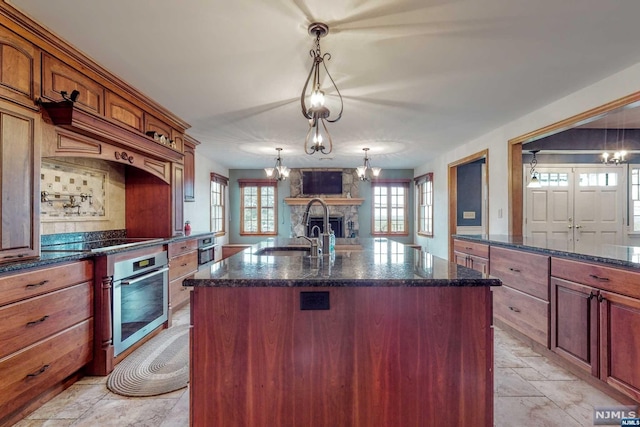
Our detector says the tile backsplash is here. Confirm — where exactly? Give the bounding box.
[40,158,126,235]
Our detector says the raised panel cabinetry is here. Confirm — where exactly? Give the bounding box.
[0,25,39,109]
[183,136,197,202]
[551,257,640,401]
[172,163,185,236]
[168,239,198,323]
[0,101,39,261]
[0,260,94,425]
[490,246,550,347]
[105,91,143,132]
[453,239,488,274]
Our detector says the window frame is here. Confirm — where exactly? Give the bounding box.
[415,173,434,237]
[239,179,278,236]
[371,179,410,236]
[210,173,228,237]
[631,166,640,233]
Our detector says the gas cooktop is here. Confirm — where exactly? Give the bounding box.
[41,238,164,253]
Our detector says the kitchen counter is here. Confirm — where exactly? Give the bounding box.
[188,238,498,426]
[0,231,215,275]
[454,234,640,269]
[186,237,501,288]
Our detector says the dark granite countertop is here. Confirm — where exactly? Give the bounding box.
[0,230,216,275]
[454,234,640,269]
[185,238,501,288]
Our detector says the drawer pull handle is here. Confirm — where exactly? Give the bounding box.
[508,306,521,313]
[26,364,50,378]
[181,263,188,267]
[26,280,49,289]
[26,315,49,326]
[2,253,27,259]
[465,246,473,250]
[508,267,521,273]
[589,274,610,282]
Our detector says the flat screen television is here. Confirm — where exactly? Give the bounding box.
[302,171,343,195]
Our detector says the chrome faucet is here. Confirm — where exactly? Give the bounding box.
[302,197,331,254]
[310,225,321,237]
[297,235,320,257]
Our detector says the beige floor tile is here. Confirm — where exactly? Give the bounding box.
[495,367,545,397]
[519,356,578,381]
[69,399,177,427]
[12,420,75,427]
[25,384,108,420]
[158,389,190,427]
[495,396,583,427]
[529,380,626,426]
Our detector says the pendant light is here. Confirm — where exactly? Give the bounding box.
[264,148,290,181]
[527,150,541,188]
[356,148,382,181]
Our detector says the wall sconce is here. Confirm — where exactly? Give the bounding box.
[264,148,290,181]
[356,148,382,181]
[527,150,541,188]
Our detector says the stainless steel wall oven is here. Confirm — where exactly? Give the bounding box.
[198,236,215,265]
[112,250,169,356]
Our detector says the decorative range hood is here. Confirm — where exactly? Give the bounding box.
[38,100,183,163]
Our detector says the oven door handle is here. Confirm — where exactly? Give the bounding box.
[120,267,169,286]
[199,244,216,251]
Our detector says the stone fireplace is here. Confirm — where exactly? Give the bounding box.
[286,169,363,239]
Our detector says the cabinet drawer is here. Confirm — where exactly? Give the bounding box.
[0,260,93,306]
[170,277,191,308]
[453,240,489,258]
[169,251,198,281]
[0,282,93,359]
[168,239,198,258]
[494,285,549,347]
[552,257,640,299]
[0,319,93,421]
[490,246,549,301]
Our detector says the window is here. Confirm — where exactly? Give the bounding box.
[210,173,228,235]
[632,167,640,232]
[415,173,433,236]
[239,179,277,235]
[372,179,410,235]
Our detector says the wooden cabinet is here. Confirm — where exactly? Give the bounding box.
[453,239,489,274]
[191,286,494,426]
[0,260,93,426]
[551,257,640,401]
[172,163,185,236]
[183,137,196,202]
[490,246,550,347]
[41,53,104,115]
[105,90,144,132]
[0,25,39,109]
[168,238,198,323]
[0,101,39,262]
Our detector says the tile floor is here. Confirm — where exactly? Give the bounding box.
[13,304,628,427]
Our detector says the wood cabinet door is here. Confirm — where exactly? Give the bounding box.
[0,103,38,261]
[468,254,489,274]
[599,290,640,402]
[183,141,195,202]
[551,277,598,376]
[0,26,39,109]
[172,163,185,236]
[453,251,468,268]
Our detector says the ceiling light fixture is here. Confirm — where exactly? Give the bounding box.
[527,150,541,188]
[301,22,343,155]
[356,148,382,181]
[264,148,290,181]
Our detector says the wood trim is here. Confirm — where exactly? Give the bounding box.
[284,197,364,206]
[238,178,277,187]
[210,172,229,186]
[448,149,489,261]
[240,182,278,235]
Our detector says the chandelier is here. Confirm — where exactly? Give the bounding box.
[356,148,381,181]
[301,23,343,155]
[527,150,541,188]
[264,148,290,181]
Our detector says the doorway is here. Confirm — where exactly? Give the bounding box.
[524,164,625,251]
[448,149,489,260]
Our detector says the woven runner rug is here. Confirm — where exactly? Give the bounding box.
[107,325,189,397]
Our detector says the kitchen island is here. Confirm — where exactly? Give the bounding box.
[184,238,501,427]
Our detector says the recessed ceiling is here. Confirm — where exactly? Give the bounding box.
[9,0,640,169]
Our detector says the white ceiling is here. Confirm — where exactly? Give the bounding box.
[9,0,640,170]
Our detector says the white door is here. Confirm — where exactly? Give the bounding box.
[525,167,573,250]
[573,166,624,252]
[524,165,624,251]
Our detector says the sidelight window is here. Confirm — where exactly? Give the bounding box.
[240,180,277,235]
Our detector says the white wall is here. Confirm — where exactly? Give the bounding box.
[183,152,229,247]
[416,61,640,259]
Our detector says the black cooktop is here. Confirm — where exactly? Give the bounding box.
[41,238,164,253]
